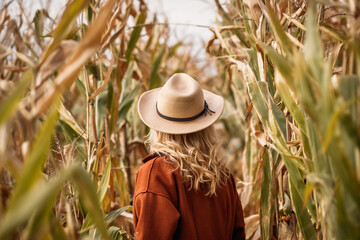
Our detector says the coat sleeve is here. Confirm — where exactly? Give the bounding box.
[133,192,180,240]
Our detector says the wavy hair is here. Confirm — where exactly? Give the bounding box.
[146,125,229,196]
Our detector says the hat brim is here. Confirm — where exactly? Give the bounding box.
[138,88,224,134]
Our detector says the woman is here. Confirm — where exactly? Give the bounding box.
[134,73,245,240]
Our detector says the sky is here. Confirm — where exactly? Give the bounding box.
[146,0,221,74]
[3,0,65,19]
[146,0,218,52]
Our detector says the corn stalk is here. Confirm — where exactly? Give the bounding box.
[208,0,360,239]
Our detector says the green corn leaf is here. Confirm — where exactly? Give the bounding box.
[49,213,68,240]
[38,0,90,66]
[82,198,131,232]
[167,42,182,59]
[304,3,324,83]
[58,119,87,160]
[244,130,252,175]
[117,93,141,130]
[306,118,330,173]
[8,98,60,211]
[245,67,317,221]
[335,186,360,240]
[116,72,141,130]
[323,96,360,151]
[258,82,287,139]
[247,80,288,142]
[246,82,268,121]
[260,149,274,240]
[257,42,293,85]
[125,10,147,62]
[0,175,63,239]
[0,164,110,240]
[258,1,292,54]
[292,56,319,122]
[214,0,249,47]
[306,173,337,238]
[149,44,166,89]
[108,226,121,239]
[95,80,109,136]
[81,154,111,231]
[23,204,62,240]
[98,155,111,203]
[289,178,317,240]
[301,129,312,160]
[340,75,359,108]
[247,48,261,82]
[33,9,47,38]
[327,137,360,209]
[339,113,360,164]
[104,206,132,223]
[274,71,307,134]
[75,77,87,97]
[87,4,93,22]
[112,156,130,207]
[0,70,32,125]
[269,107,317,220]
[107,226,129,240]
[238,0,252,38]
[69,165,111,240]
[58,101,87,139]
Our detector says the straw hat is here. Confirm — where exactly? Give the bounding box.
[138,73,224,134]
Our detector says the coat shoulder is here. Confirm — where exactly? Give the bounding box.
[134,155,179,200]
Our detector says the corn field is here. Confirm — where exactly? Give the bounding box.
[0,0,359,239]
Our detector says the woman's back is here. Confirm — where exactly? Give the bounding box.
[135,73,245,239]
[133,154,245,240]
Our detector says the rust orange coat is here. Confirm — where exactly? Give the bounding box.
[133,154,245,240]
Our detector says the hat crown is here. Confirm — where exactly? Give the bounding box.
[157,73,204,118]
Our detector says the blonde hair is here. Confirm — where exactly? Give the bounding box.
[146,125,229,196]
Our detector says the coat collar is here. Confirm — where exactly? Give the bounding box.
[141,153,164,163]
